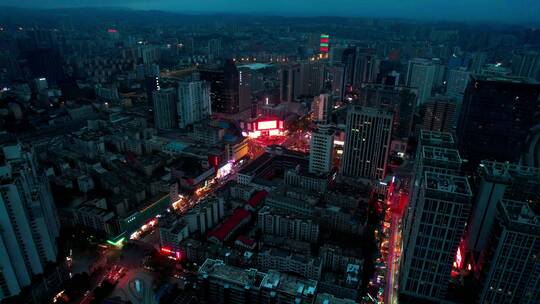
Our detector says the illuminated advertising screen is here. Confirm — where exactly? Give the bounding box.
[257,120,278,130]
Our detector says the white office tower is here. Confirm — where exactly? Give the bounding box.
[177,81,212,128]
[312,93,333,124]
[478,199,540,304]
[406,58,436,106]
[309,124,335,175]
[0,143,60,300]
[399,172,472,303]
[340,106,392,180]
[152,88,177,130]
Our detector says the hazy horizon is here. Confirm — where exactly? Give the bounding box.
[2,0,540,25]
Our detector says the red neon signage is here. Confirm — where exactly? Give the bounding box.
[161,247,173,254]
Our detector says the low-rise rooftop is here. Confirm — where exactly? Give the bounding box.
[198,259,265,288]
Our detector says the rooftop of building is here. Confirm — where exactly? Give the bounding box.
[239,152,273,175]
[422,146,462,164]
[347,105,393,116]
[235,235,256,247]
[500,199,540,232]
[198,259,265,288]
[164,141,191,152]
[187,196,222,213]
[267,186,319,207]
[419,130,455,147]
[258,205,317,221]
[315,293,357,304]
[72,127,107,141]
[479,161,540,182]
[260,247,322,265]
[237,63,273,70]
[261,270,317,297]
[76,204,114,219]
[286,167,331,180]
[239,149,309,178]
[158,213,188,234]
[207,208,251,242]
[247,190,268,209]
[424,172,471,196]
[472,73,539,84]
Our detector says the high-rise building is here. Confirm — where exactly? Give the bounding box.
[152,88,178,130]
[342,47,357,90]
[470,52,487,73]
[511,51,540,80]
[466,162,540,255]
[200,60,240,114]
[222,59,240,114]
[301,61,326,96]
[238,67,252,112]
[141,45,161,64]
[176,81,211,128]
[422,96,457,133]
[478,199,540,304]
[329,45,346,65]
[208,38,222,60]
[0,143,60,300]
[446,67,470,96]
[359,83,417,139]
[339,47,378,90]
[144,75,160,109]
[406,58,436,106]
[432,58,446,89]
[522,121,540,168]
[279,63,301,102]
[341,106,393,180]
[326,64,345,100]
[353,53,378,88]
[456,75,540,171]
[319,34,330,59]
[401,131,463,264]
[399,172,472,303]
[309,124,335,175]
[312,93,333,124]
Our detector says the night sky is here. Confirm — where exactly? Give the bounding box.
[2,0,539,24]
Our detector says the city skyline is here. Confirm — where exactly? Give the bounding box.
[1,0,539,24]
[1,3,539,304]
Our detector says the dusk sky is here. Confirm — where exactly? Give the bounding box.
[3,0,540,24]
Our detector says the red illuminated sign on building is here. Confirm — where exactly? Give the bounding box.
[240,117,285,138]
[257,120,278,130]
